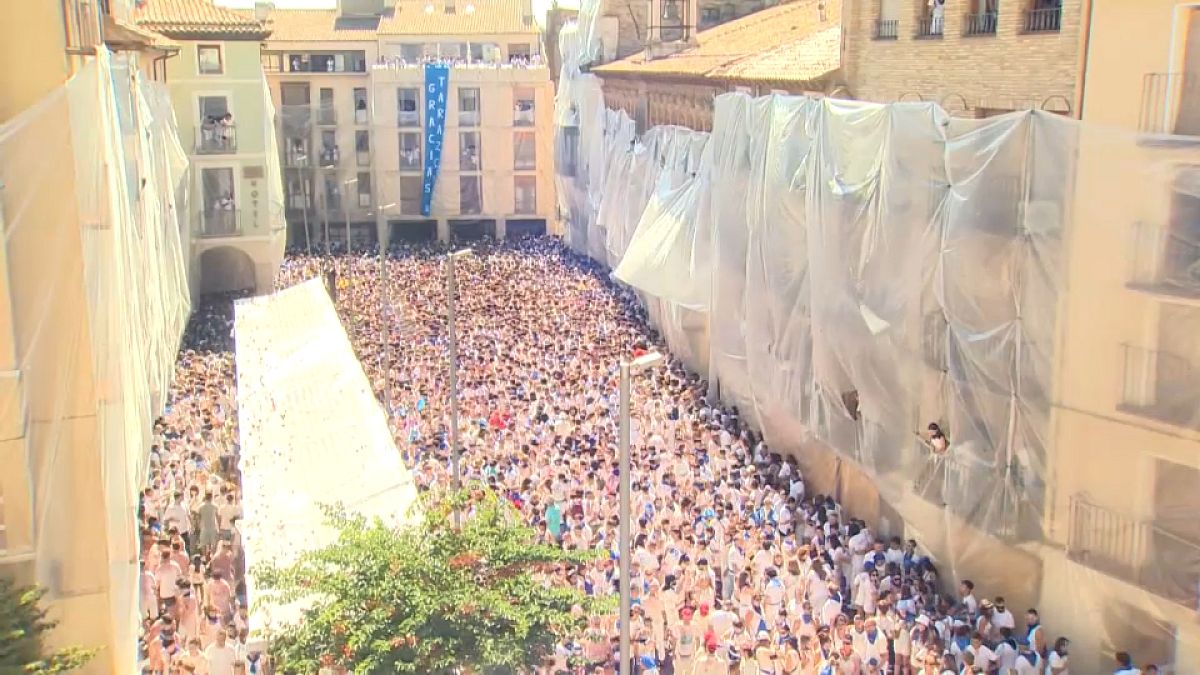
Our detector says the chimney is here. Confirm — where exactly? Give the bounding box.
[254,1,273,21]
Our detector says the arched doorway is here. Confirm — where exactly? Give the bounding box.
[198,245,256,295]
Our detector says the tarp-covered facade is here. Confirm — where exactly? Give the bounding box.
[554,7,1200,671]
[0,49,191,673]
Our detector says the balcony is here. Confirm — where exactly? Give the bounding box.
[963,11,998,36]
[459,110,481,128]
[400,148,422,171]
[64,0,103,55]
[285,141,311,167]
[514,104,535,127]
[1140,72,1200,137]
[318,145,342,168]
[1128,222,1200,300]
[196,124,237,155]
[1023,7,1061,33]
[1067,495,1200,609]
[915,16,943,39]
[1118,343,1200,430]
[196,209,242,238]
[874,19,899,40]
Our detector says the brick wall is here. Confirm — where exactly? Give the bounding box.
[602,76,824,131]
[842,0,1083,114]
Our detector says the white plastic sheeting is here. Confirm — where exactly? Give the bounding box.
[0,49,191,674]
[554,9,1200,670]
[234,278,420,649]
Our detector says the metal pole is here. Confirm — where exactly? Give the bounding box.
[301,173,312,256]
[379,222,390,415]
[344,193,352,255]
[618,361,632,675]
[322,181,331,257]
[448,253,461,526]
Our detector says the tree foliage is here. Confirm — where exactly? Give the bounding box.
[254,488,610,674]
[0,577,96,673]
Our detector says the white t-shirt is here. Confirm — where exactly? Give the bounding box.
[992,608,1016,631]
[156,561,182,598]
[1046,650,1069,674]
[205,643,239,675]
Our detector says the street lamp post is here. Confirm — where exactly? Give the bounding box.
[376,202,397,414]
[618,351,664,675]
[342,177,357,255]
[447,248,473,527]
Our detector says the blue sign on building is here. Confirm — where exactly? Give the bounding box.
[421,64,450,216]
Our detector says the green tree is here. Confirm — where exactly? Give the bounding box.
[0,578,96,673]
[255,488,610,674]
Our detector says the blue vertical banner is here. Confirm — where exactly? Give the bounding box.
[421,64,450,216]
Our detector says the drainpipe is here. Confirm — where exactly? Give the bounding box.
[1073,0,1094,119]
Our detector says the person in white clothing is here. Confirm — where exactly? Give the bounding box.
[204,630,241,675]
[1046,636,1070,674]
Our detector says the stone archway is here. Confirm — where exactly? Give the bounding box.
[198,245,256,295]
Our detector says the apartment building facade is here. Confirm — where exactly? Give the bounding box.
[841,0,1081,115]
[1,2,192,673]
[263,0,556,245]
[135,0,288,296]
[1038,0,1200,666]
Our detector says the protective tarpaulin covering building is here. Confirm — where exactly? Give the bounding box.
[234,278,421,650]
[554,6,1200,670]
[0,49,191,674]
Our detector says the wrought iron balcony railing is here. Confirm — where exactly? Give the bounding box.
[1024,7,1061,32]
[1119,343,1200,430]
[1128,221,1200,298]
[874,19,899,40]
[1140,72,1200,136]
[1067,494,1200,608]
[197,209,242,238]
[196,124,237,155]
[964,11,998,36]
[64,0,103,55]
[915,16,944,39]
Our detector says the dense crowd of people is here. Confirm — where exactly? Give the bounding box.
[135,236,1160,673]
[137,292,255,674]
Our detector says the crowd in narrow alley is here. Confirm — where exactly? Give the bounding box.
[134,237,1158,673]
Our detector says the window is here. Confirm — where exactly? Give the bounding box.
[198,95,229,121]
[198,45,223,74]
[514,176,536,214]
[460,131,481,171]
[397,88,420,127]
[458,88,481,127]
[514,87,535,126]
[287,175,311,210]
[400,43,424,61]
[356,130,371,166]
[319,88,336,125]
[357,172,372,208]
[400,132,422,170]
[201,167,237,235]
[700,6,721,26]
[353,88,368,125]
[261,52,283,72]
[514,132,536,170]
[400,176,423,215]
[440,43,465,59]
[324,176,341,211]
[320,130,339,166]
[460,175,482,214]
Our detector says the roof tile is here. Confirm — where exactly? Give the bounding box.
[593,0,840,85]
[133,0,270,40]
